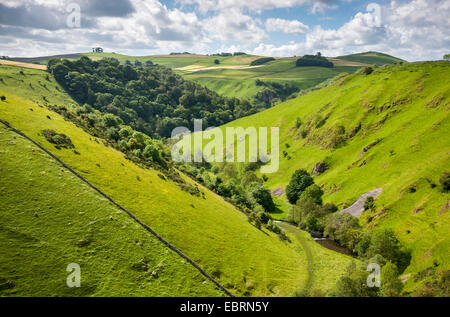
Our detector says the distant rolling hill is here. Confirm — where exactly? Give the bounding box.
[4,51,405,101]
[337,51,406,66]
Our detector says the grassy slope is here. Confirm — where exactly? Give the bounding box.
[0,125,224,297]
[337,52,405,66]
[0,65,345,296]
[182,59,360,99]
[218,61,450,293]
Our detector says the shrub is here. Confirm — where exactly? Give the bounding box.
[248,183,275,212]
[286,169,314,204]
[440,172,450,191]
[363,66,374,75]
[0,95,5,101]
[364,196,375,210]
[42,129,74,149]
[295,117,302,128]
[214,59,220,64]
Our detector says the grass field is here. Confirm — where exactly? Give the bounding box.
[0,125,224,297]
[6,51,402,100]
[216,61,450,293]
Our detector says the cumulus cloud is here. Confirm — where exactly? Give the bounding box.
[0,0,448,61]
[266,18,309,34]
[203,8,266,44]
[252,0,450,61]
[182,0,339,13]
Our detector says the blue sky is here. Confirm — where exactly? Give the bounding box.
[0,0,448,61]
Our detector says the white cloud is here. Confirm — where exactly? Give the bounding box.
[182,0,338,13]
[266,18,309,34]
[252,0,450,61]
[203,8,266,44]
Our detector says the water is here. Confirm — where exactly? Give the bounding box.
[314,238,355,257]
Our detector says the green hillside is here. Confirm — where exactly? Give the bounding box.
[0,125,224,297]
[337,52,405,66]
[217,61,450,294]
[0,65,354,296]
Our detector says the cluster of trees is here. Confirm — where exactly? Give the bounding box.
[250,57,275,66]
[47,56,258,139]
[254,80,298,107]
[296,53,333,68]
[45,102,202,197]
[285,168,411,296]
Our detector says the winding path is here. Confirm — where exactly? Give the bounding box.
[275,221,314,294]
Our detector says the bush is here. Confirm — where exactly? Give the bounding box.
[364,196,375,210]
[295,117,302,129]
[214,59,220,65]
[42,129,74,149]
[440,172,450,191]
[0,95,5,101]
[286,169,314,204]
[362,66,374,75]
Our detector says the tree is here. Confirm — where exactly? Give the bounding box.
[248,184,275,212]
[299,184,324,205]
[214,59,220,64]
[380,262,403,297]
[444,54,450,61]
[286,169,314,204]
[366,229,411,272]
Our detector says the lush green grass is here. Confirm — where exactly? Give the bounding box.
[0,125,224,297]
[0,84,322,296]
[0,65,75,106]
[183,59,360,99]
[217,61,450,293]
[337,51,406,66]
[277,222,355,295]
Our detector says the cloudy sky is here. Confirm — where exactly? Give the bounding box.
[0,0,449,61]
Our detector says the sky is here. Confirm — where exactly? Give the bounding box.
[0,0,449,61]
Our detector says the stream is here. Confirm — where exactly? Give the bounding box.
[275,220,355,257]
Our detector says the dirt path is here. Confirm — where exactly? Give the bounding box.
[275,221,314,293]
[339,188,382,217]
